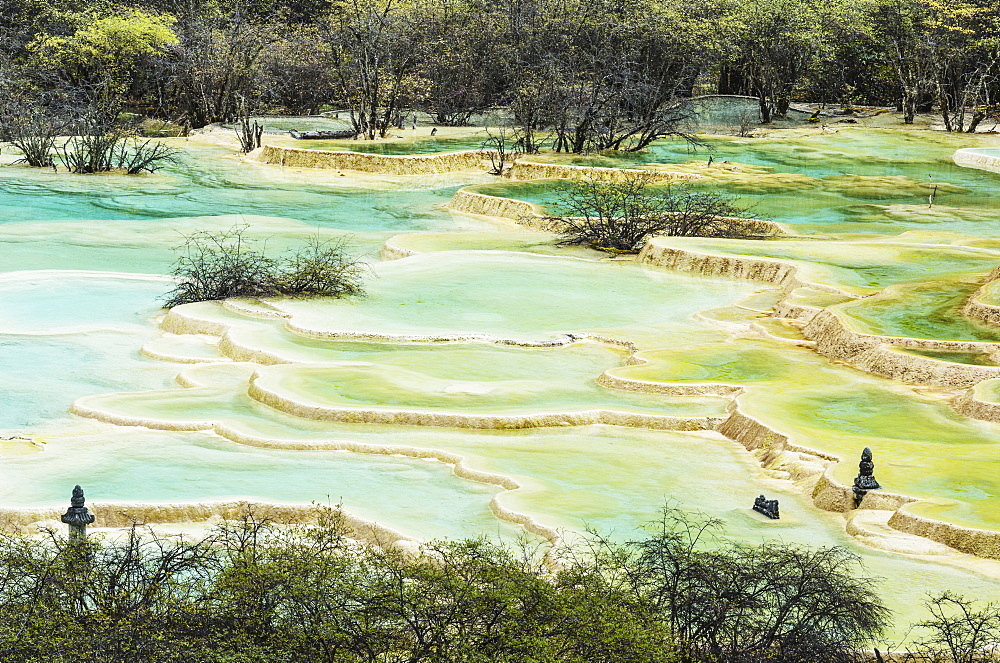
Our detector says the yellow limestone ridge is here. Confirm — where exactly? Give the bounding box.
[380,237,420,261]
[446,188,550,230]
[963,266,1000,325]
[803,307,1000,385]
[244,370,725,431]
[257,145,488,174]
[638,237,1000,388]
[851,345,1000,388]
[0,501,414,548]
[637,238,848,294]
[506,159,700,182]
[889,505,1000,559]
[954,378,1000,423]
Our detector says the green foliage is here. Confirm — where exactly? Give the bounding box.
[25,9,178,91]
[547,173,772,252]
[3,0,999,132]
[0,507,906,663]
[163,226,368,307]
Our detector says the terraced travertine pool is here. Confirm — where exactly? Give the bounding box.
[6,125,1000,635]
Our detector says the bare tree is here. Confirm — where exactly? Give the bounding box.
[914,593,1000,663]
[236,115,263,153]
[481,126,523,175]
[324,0,421,140]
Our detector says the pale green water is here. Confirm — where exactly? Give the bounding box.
[2,427,512,542]
[271,135,487,154]
[486,127,1000,234]
[612,337,1000,530]
[4,131,1000,633]
[273,251,753,340]
[836,281,1000,342]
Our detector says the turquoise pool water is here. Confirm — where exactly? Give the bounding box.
[3,129,1000,633]
[0,144,475,232]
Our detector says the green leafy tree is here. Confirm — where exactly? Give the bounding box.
[719,0,828,123]
[25,9,178,92]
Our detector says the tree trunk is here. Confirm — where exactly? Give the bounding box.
[758,95,772,124]
[902,89,916,124]
[776,97,789,119]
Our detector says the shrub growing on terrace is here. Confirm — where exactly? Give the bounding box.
[163,226,367,307]
[546,172,773,252]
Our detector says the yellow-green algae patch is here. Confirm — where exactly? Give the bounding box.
[834,281,1000,342]
[641,234,1000,295]
[610,337,1000,531]
[248,360,727,418]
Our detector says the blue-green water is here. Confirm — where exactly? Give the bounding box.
[3,130,1000,629]
[0,144,470,231]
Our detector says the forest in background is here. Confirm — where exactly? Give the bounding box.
[0,0,999,156]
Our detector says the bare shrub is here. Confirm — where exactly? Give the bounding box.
[914,593,1000,663]
[546,172,772,252]
[58,110,178,174]
[733,108,762,137]
[0,105,61,168]
[163,226,367,307]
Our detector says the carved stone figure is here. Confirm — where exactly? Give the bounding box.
[853,447,881,507]
[60,485,95,540]
[753,494,780,519]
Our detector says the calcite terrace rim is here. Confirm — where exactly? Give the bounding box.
[638,237,1000,367]
[148,233,1000,560]
[954,147,1000,175]
[68,394,564,545]
[623,236,1000,558]
[0,498,417,549]
[447,181,791,236]
[96,287,1000,563]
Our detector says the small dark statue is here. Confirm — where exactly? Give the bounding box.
[60,485,95,540]
[753,494,780,519]
[852,447,881,508]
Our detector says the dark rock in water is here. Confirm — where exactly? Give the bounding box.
[289,129,358,140]
[753,494,780,519]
